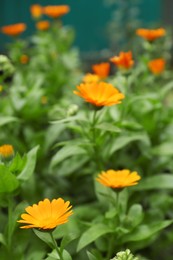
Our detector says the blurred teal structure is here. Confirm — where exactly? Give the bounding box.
[0,0,162,53]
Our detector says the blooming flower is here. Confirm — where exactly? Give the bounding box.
[92,62,110,79]
[20,55,29,64]
[1,23,26,37]
[0,144,14,158]
[42,5,70,19]
[83,73,100,83]
[110,51,134,70]
[36,20,50,31]
[1,23,26,36]
[30,4,42,19]
[148,58,165,75]
[17,198,73,230]
[136,28,166,41]
[96,169,141,189]
[73,81,125,107]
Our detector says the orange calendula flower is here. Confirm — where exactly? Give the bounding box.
[96,169,141,189]
[83,73,100,83]
[17,198,73,230]
[42,5,70,19]
[73,81,125,107]
[0,144,14,158]
[148,58,165,75]
[1,23,26,37]
[110,51,134,70]
[36,20,50,31]
[136,28,166,41]
[92,62,110,79]
[20,55,29,64]
[30,4,42,19]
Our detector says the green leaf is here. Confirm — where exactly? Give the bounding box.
[46,249,72,260]
[0,116,19,127]
[50,144,86,169]
[109,132,150,156]
[133,174,173,190]
[9,153,27,176]
[0,233,6,246]
[95,123,121,133]
[77,224,112,252]
[160,80,173,97]
[121,220,173,243]
[17,146,39,181]
[0,165,19,193]
[126,204,143,230]
[151,142,173,156]
[33,229,54,249]
[87,251,98,260]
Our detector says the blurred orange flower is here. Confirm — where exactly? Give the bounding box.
[83,73,100,83]
[30,4,42,19]
[148,58,165,75]
[0,144,14,158]
[1,23,26,37]
[92,62,110,79]
[73,81,125,107]
[110,51,134,70]
[36,20,50,31]
[17,198,73,230]
[42,5,70,19]
[136,28,166,41]
[20,55,29,64]
[96,169,141,189]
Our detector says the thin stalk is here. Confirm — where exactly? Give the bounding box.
[50,232,63,260]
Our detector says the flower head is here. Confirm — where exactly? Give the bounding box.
[30,4,42,19]
[20,55,29,64]
[41,96,48,105]
[96,169,141,189]
[36,20,50,31]
[110,51,134,70]
[0,144,14,158]
[73,81,125,107]
[148,58,165,75]
[136,28,166,41]
[17,198,73,230]
[1,23,26,37]
[83,73,100,83]
[42,5,70,19]
[92,62,110,79]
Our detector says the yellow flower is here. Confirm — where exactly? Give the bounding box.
[17,198,73,230]
[0,144,14,158]
[92,62,110,79]
[83,73,100,83]
[30,4,43,19]
[136,28,166,41]
[110,51,134,70]
[73,81,125,107]
[148,58,165,75]
[96,169,141,189]
[1,23,26,37]
[0,85,3,92]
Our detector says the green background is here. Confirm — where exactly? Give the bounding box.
[0,0,162,52]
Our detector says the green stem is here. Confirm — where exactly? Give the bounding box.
[50,232,63,260]
[7,196,13,250]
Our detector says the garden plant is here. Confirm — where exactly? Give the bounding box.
[1,3,173,260]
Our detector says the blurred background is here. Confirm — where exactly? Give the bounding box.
[0,0,168,58]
